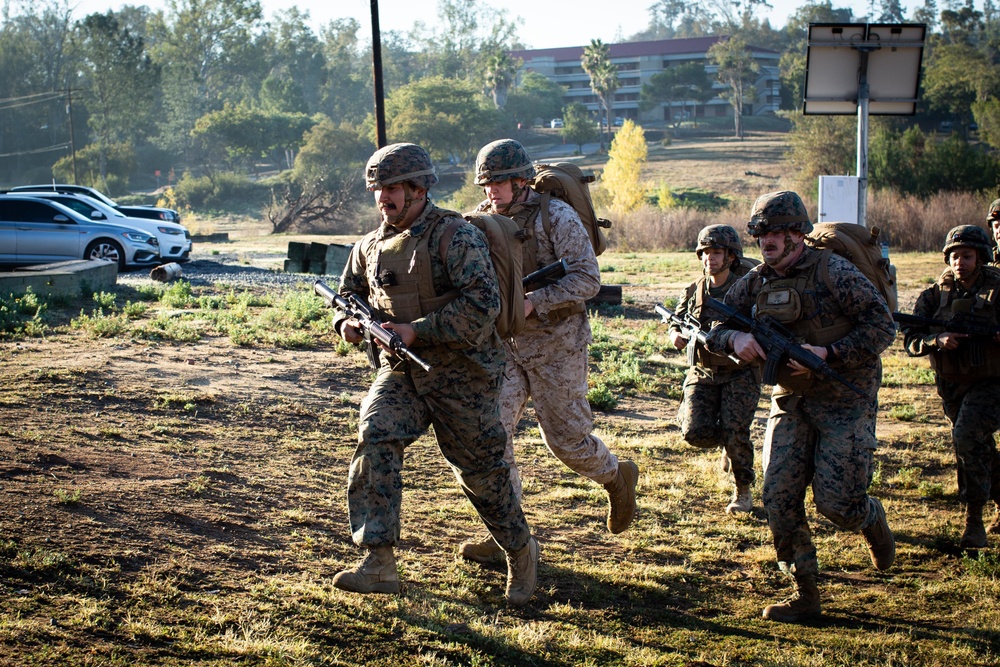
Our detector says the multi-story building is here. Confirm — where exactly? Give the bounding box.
[510,36,781,125]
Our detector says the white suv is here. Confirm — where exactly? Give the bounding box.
[18,192,192,263]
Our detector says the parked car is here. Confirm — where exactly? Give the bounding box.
[13,191,192,263]
[10,184,182,225]
[0,195,159,270]
[550,118,564,128]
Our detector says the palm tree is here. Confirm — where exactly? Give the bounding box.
[483,51,519,109]
[581,39,619,148]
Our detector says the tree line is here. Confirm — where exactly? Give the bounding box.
[0,0,997,226]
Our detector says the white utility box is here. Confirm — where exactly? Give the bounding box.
[818,176,860,225]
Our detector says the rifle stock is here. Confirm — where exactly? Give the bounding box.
[314,280,432,372]
[523,258,568,292]
[705,297,865,396]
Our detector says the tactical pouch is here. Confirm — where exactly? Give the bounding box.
[756,287,802,325]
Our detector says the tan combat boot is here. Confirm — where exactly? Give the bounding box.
[604,460,639,534]
[762,574,822,623]
[459,536,502,564]
[505,537,539,606]
[987,502,1000,535]
[332,546,400,594]
[861,497,895,570]
[959,503,988,549]
[725,484,753,515]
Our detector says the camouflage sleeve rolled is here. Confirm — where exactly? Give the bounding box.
[902,284,942,357]
[332,232,376,337]
[529,198,601,317]
[668,282,697,337]
[704,271,756,355]
[410,222,500,347]
[823,254,896,366]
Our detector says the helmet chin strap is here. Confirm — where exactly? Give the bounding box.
[497,179,527,215]
[389,183,423,227]
[761,231,800,267]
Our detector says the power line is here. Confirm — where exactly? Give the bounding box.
[0,143,71,159]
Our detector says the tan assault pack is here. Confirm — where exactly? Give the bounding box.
[805,222,898,312]
[440,212,525,339]
[530,162,612,256]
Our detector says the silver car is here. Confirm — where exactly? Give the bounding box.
[0,195,160,270]
[17,191,192,263]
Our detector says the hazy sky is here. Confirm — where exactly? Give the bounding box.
[68,0,933,49]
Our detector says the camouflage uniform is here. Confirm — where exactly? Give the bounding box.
[463,139,637,542]
[671,226,761,493]
[902,225,1000,545]
[706,191,895,620]
[335,145,531,555]
[989,199,1000,268]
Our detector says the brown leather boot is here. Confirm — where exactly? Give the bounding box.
[762,574,822,623]
[604,460,639,534]
[505,537,539,606]
[960,503,988,549]
[459,536,502,564]
[332,546,400,594]
[862,497,895,570]
[719,448,731,473]
[725,485,753,515]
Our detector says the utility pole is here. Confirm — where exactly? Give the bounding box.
[371,0,387,148]
[66,87,78,184]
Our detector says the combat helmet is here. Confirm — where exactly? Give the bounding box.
[747,191,813,237]
[987,198,1000,223]
[696,224,744,266]
[474,139,536,185]
[942,225,994,264]
[364,143,438,191]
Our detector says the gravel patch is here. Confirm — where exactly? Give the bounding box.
[118,253,342,291]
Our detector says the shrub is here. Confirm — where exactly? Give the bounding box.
[174,171,257,211]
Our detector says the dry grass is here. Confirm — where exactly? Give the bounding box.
[1,247,999,666]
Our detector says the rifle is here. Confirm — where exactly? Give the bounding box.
[892,311,1000,366]
[523,258,568,292]
[654,304,743,367]
[705,296,864,396]
[314,280,432,372]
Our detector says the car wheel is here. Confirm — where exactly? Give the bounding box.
[85,239,126,271]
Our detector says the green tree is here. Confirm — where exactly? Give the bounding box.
[384,76,498,163]
[600,120,647,215]
[785,112,857,193]
[319,18,371,125]
[291,116,372,187]
[708,35,759,139]
[869,125,1000,195]
[191,102,315,172]
[581,39,619,148]
[75,12,160,181]
[922,44,1000,123]
[972,98,1000,149]
[409,0,518,81]
[265,8,325,114]
[148,0,265,161]
[640,62,714,131]
[483,51,519,109]
[504,72,565,128]
[560,102,598,152]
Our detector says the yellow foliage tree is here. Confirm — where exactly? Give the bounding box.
[600,120,648,215]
